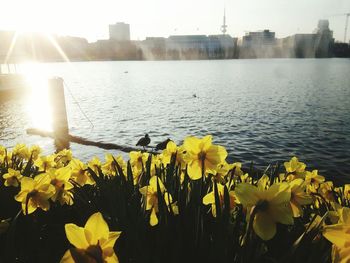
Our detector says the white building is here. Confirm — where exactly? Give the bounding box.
[109,22,130,41]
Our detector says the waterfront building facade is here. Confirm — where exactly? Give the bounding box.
[137,34,237,60]
[208,35,238,59]
[280,20,334,58]
[0,19,347,62]
[240,30,277,58]
[138,37,166,60]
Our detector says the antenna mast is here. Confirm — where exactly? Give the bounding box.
[221,8,227,35]
[344,13,350,43]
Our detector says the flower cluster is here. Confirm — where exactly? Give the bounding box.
[0,136,349,263]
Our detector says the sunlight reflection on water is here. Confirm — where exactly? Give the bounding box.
[21,62,53,132]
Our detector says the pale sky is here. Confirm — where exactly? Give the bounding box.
[0,0,349,42]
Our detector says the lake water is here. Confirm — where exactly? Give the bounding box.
[0,59,350,179]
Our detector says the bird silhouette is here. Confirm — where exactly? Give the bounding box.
[136,134,151,150]
[155,138,172,151]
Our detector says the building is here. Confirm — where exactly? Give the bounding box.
[208,35,237,58]
[165,35,208,59]
[109,22,130,41]
[314,20,334,57]
[242,30,276,48]
[280,20,334,58]
[138,37,166,60]
[240,30,277,58]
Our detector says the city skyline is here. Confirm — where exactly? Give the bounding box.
[0,0,349,42]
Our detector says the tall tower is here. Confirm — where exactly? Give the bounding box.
[221,8,227,35]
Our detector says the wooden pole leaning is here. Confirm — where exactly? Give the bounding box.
[48,77,70,150]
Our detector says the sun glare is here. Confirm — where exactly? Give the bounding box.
[22,62,53,131]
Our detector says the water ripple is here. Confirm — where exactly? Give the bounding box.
[0,59,350,179]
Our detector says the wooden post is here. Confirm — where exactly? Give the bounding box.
[48,77,69,136]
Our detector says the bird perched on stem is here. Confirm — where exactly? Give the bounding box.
[136,134,151,150]
[155,138,172,151]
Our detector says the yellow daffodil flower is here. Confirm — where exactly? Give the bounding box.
[240,173,250,183]
[2,168,23,187]
[35,155,57,171]
[129,151,149,171]
[203,183,236,217]
[257,174,270,190]
[161,141,178,165]
[305,170,325,187]
[284,157,306,179]
[12,143,30,160]
[344,184,350,201]
[102,154,126,176]
[289,179,313,217]
[318,181,336,203]
[54,149,73,167]
[0,147,5,165]
[14,175,55,215]
[149,154,163,178]
[213,161,235,184]
[29,145,41,161]
[70,159,95,186]
[139,176,173,226]
[61,212,121,263]
[161,141,187,168]
[129,151,150,183]
[323,207,350,263]
[235,182,293,240]
[183,135,227,180]
[88,156,102,175]
[0,145,5,156]
[46,167,74,205]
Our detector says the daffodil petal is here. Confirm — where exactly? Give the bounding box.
[269,203,294,225]
[85,212,109,245]
[150,207,158,226]
[324,225,350,248]
[149,176,165,193]
[235,183,260,207]
[206,145,227,165]
[166,141,177,152]
[20,177,35,191]
[201,135,213,152]
[101,231,122,255]
[203,192,214,205]
[105,253,119,263]
[253,212,276,240]
[60,250,75,263]
[337,246,350,263]
[183,136,201,154]
[65,224,89,249]
[188,160,202,180]
[267,183,291,205]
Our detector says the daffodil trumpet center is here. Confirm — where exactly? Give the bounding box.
[198,151,206,162]
[27,189,39,199]
[86,245,103,263]
[51,179,64,189]
[10,176,20,185]
[25,189,39,215]
[70,245,104,263]
[256,200,269,212]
